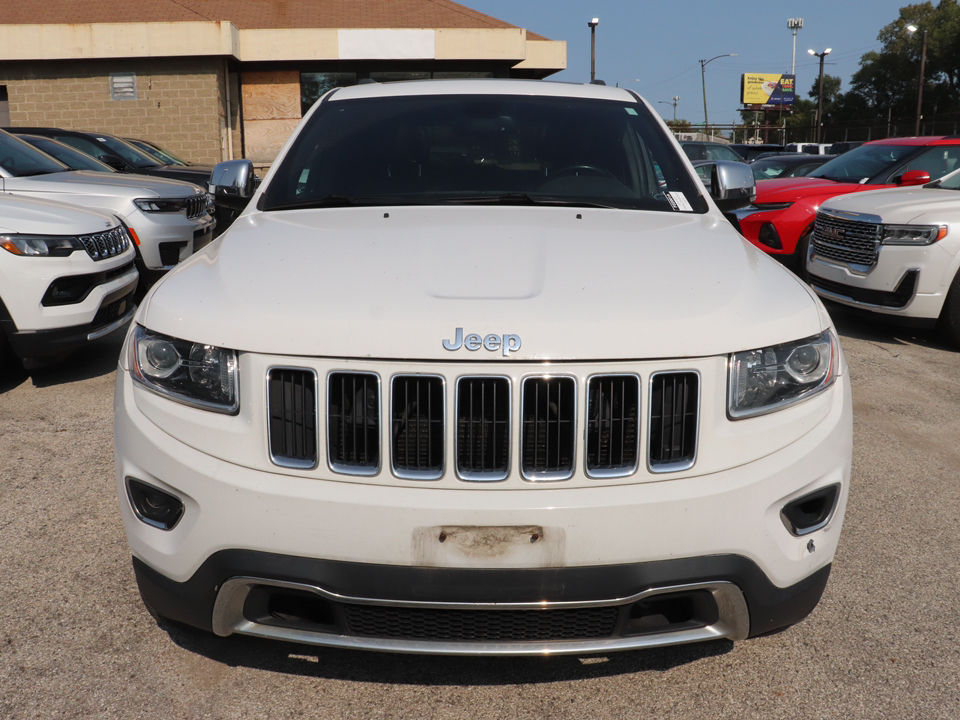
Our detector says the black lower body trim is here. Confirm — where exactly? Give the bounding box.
[810,269,919,309]
[132,551,831,640]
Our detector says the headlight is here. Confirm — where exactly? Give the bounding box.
[131,326,239,413]
[0,234,82,257]
[881,224,947,246]
[728,329,838,419]
[134,198,190,213]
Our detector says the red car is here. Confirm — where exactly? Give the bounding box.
[737,136,960,271]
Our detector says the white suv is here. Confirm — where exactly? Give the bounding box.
[807,167,960,346]
[0,194,137,369]
[115,80,852,655]
[0,130,214,281]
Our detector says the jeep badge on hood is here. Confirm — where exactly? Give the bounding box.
[443,328,522,356]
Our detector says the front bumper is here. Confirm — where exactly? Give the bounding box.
[115,361,852,653]
[132,212,215,271]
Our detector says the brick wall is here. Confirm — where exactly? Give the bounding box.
[0,57,239,165]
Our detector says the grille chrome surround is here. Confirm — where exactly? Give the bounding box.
[585,374,641,478]
[812,211,883,271]
[520,375,577,482]
[648,371,700,473]
[327,372,381,476]
[456,376,511,482]
[78,226,131,261]
[391,374,445,480]
[184,193,208,219]
[267,367,319,470]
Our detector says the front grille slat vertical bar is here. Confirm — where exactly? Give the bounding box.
[328,372,380,476]
[585,375,639,478]
[648,371,699,473]
[456,377,510,482]
[521,376,575,481]
[267,367,318,469]
[391,375,444,480]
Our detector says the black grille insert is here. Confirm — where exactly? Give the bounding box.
[521,376,576,480]
[456,377,510,480]
[391,375,444,479]
[344,604,618,641]
[586,375,640,476]
[649,372,699,472]
[268,368,318,469]
[328,372,380,474]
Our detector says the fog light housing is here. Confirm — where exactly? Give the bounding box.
[781,484,840,536]
[757,222,782,249]
[126,478,184,531]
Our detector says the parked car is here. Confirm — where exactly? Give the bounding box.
[0,129,215,283]
[785,143,832,155]
[827,141,865,155]
[115,79,851,656]
[17,134,117,172]
[679,140,745,163]
[737,136,960,271]
[728,143,786,162]
[0,193,138,370]
[751,154,836,181]
[126,138,194,167]
[806,167,960,346]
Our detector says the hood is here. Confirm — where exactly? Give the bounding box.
[0,192,118,234]
[142,206,825,361]
[756,176,863,203]
[2,170,204,199]
[821,185,960,224]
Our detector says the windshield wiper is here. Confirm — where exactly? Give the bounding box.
[266,194,366,210]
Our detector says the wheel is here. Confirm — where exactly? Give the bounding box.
[936,269,960,348]
[552,164,618,180]
[793,226,814,281]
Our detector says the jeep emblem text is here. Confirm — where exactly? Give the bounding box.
[443,328,522,357]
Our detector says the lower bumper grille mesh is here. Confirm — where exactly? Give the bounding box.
[343,604,619,641]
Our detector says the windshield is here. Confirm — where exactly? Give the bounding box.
[262,92,707,213]
[0,130,70,177]
[807,144,915,183]
[130,140,188,166]
[21,136,116,173]
[96,136,162,169]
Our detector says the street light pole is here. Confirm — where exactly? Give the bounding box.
[700,53,737,140]
[788,18,804,76]
[907,25,928,135]
[808,48,832,143]
[588,18,599,83]
[658,96,679,122]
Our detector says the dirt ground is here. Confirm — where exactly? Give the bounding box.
[1,305,958,719]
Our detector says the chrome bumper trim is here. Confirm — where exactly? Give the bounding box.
[211,576,750,655]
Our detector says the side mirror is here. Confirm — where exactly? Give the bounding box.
[209,159,257,211]
[97,154,127,171]
[694,160,756,212]
[900,170,932,186]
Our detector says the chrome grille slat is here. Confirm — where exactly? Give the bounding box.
[813,213,882,268]
[328,372,380,475]
[586,375,640,477]
[78,226,131,262]
[648,372,699,473]
[521,376,576,480]
[456,377,510,481]
[268,368,318,469]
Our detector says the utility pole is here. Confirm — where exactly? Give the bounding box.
[907,25,928,135]
[808,48,832,144]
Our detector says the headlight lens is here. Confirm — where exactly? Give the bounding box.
[881,224,947,246]
[131,326,239,413]
[728,330,838,419]
[134,198,188,213]
[0,234,82,257]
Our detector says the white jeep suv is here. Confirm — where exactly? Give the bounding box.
[115,80,852,655]
[0,194,137,369]
[0,130,214,282]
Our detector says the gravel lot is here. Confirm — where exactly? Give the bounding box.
[1,305,958,719]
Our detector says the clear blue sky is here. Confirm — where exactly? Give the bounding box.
[467,1,914,125]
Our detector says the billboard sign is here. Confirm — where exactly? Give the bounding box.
[741,73,795,107]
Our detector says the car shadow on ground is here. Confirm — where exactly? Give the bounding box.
[826,301,956,353]
[0,327,126,393]
[160,624,732,683]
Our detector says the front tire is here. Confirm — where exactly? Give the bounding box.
[794,227,813,281]
[936,270,960,348]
